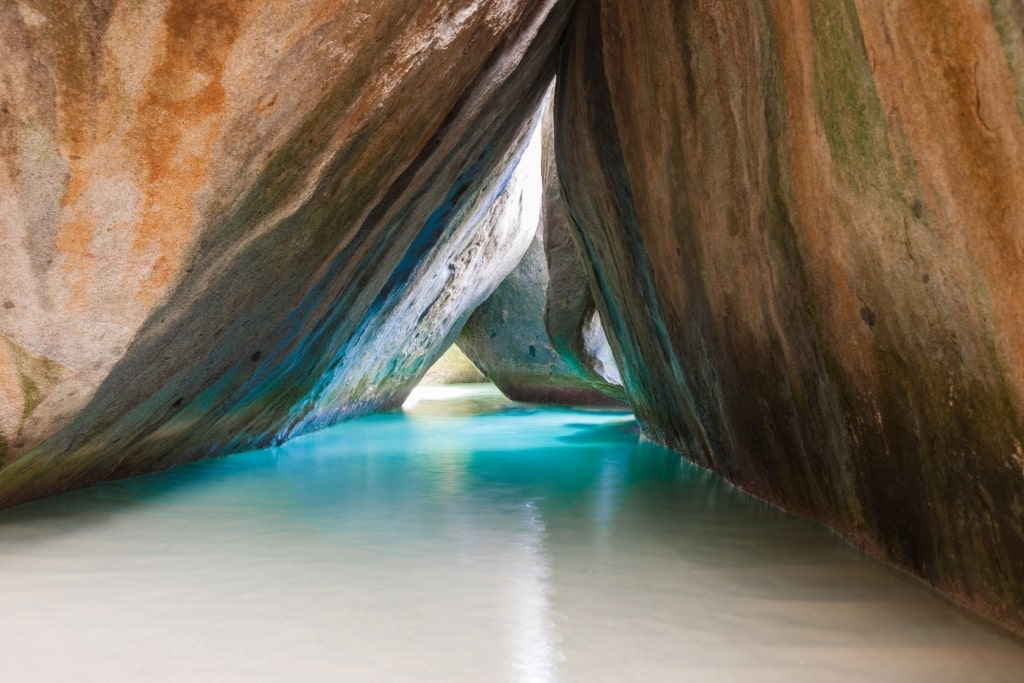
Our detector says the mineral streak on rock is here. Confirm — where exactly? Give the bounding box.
[556,0,1024,631]
[0,0,574,507]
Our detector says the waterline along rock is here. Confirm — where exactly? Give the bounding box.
[556,0,1024,632]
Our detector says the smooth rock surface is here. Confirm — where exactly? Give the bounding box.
[556,0,1024,632]
[278,113,542,437]
[0,0,573,507]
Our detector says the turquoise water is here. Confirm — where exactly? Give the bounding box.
[1,384,1023,682]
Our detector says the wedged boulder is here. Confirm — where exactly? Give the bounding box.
[457,233,624,407]
[0,0,573,507]
[539,99,623,399]
[457,99,625,406]
[557,0,1024,631]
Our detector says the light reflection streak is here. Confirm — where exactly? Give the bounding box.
[507,500,561,683]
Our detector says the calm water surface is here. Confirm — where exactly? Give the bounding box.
[2,385,1023,682]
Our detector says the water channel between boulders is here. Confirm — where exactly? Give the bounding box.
[1,384,1022,682]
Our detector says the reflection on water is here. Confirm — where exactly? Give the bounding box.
[1,384,1022,682]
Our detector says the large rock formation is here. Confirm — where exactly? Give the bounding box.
[2,0,1024,637]
[0,0,573,507]
[556,0,1024,631]
[281,111,543,435]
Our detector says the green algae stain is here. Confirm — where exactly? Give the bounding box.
[810,1,894,192]
[809,1,930,255]
[19,371,42,425]
[987,0,1024,121]
[2,337,67,430]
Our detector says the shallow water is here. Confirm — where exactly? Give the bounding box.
[1,385,1023,682]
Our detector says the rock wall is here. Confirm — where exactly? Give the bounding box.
[556,0,1024,631]
[0,0,573,507]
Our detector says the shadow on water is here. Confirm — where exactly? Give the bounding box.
[556,419,640,443]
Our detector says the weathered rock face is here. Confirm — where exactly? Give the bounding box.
[278,112,542,437]
[0,0,573,507]
[457,103,624,406]
[557,0,1024,630]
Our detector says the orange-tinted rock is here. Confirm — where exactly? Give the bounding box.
[0,0,573,506]
[556,0,1024,632]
